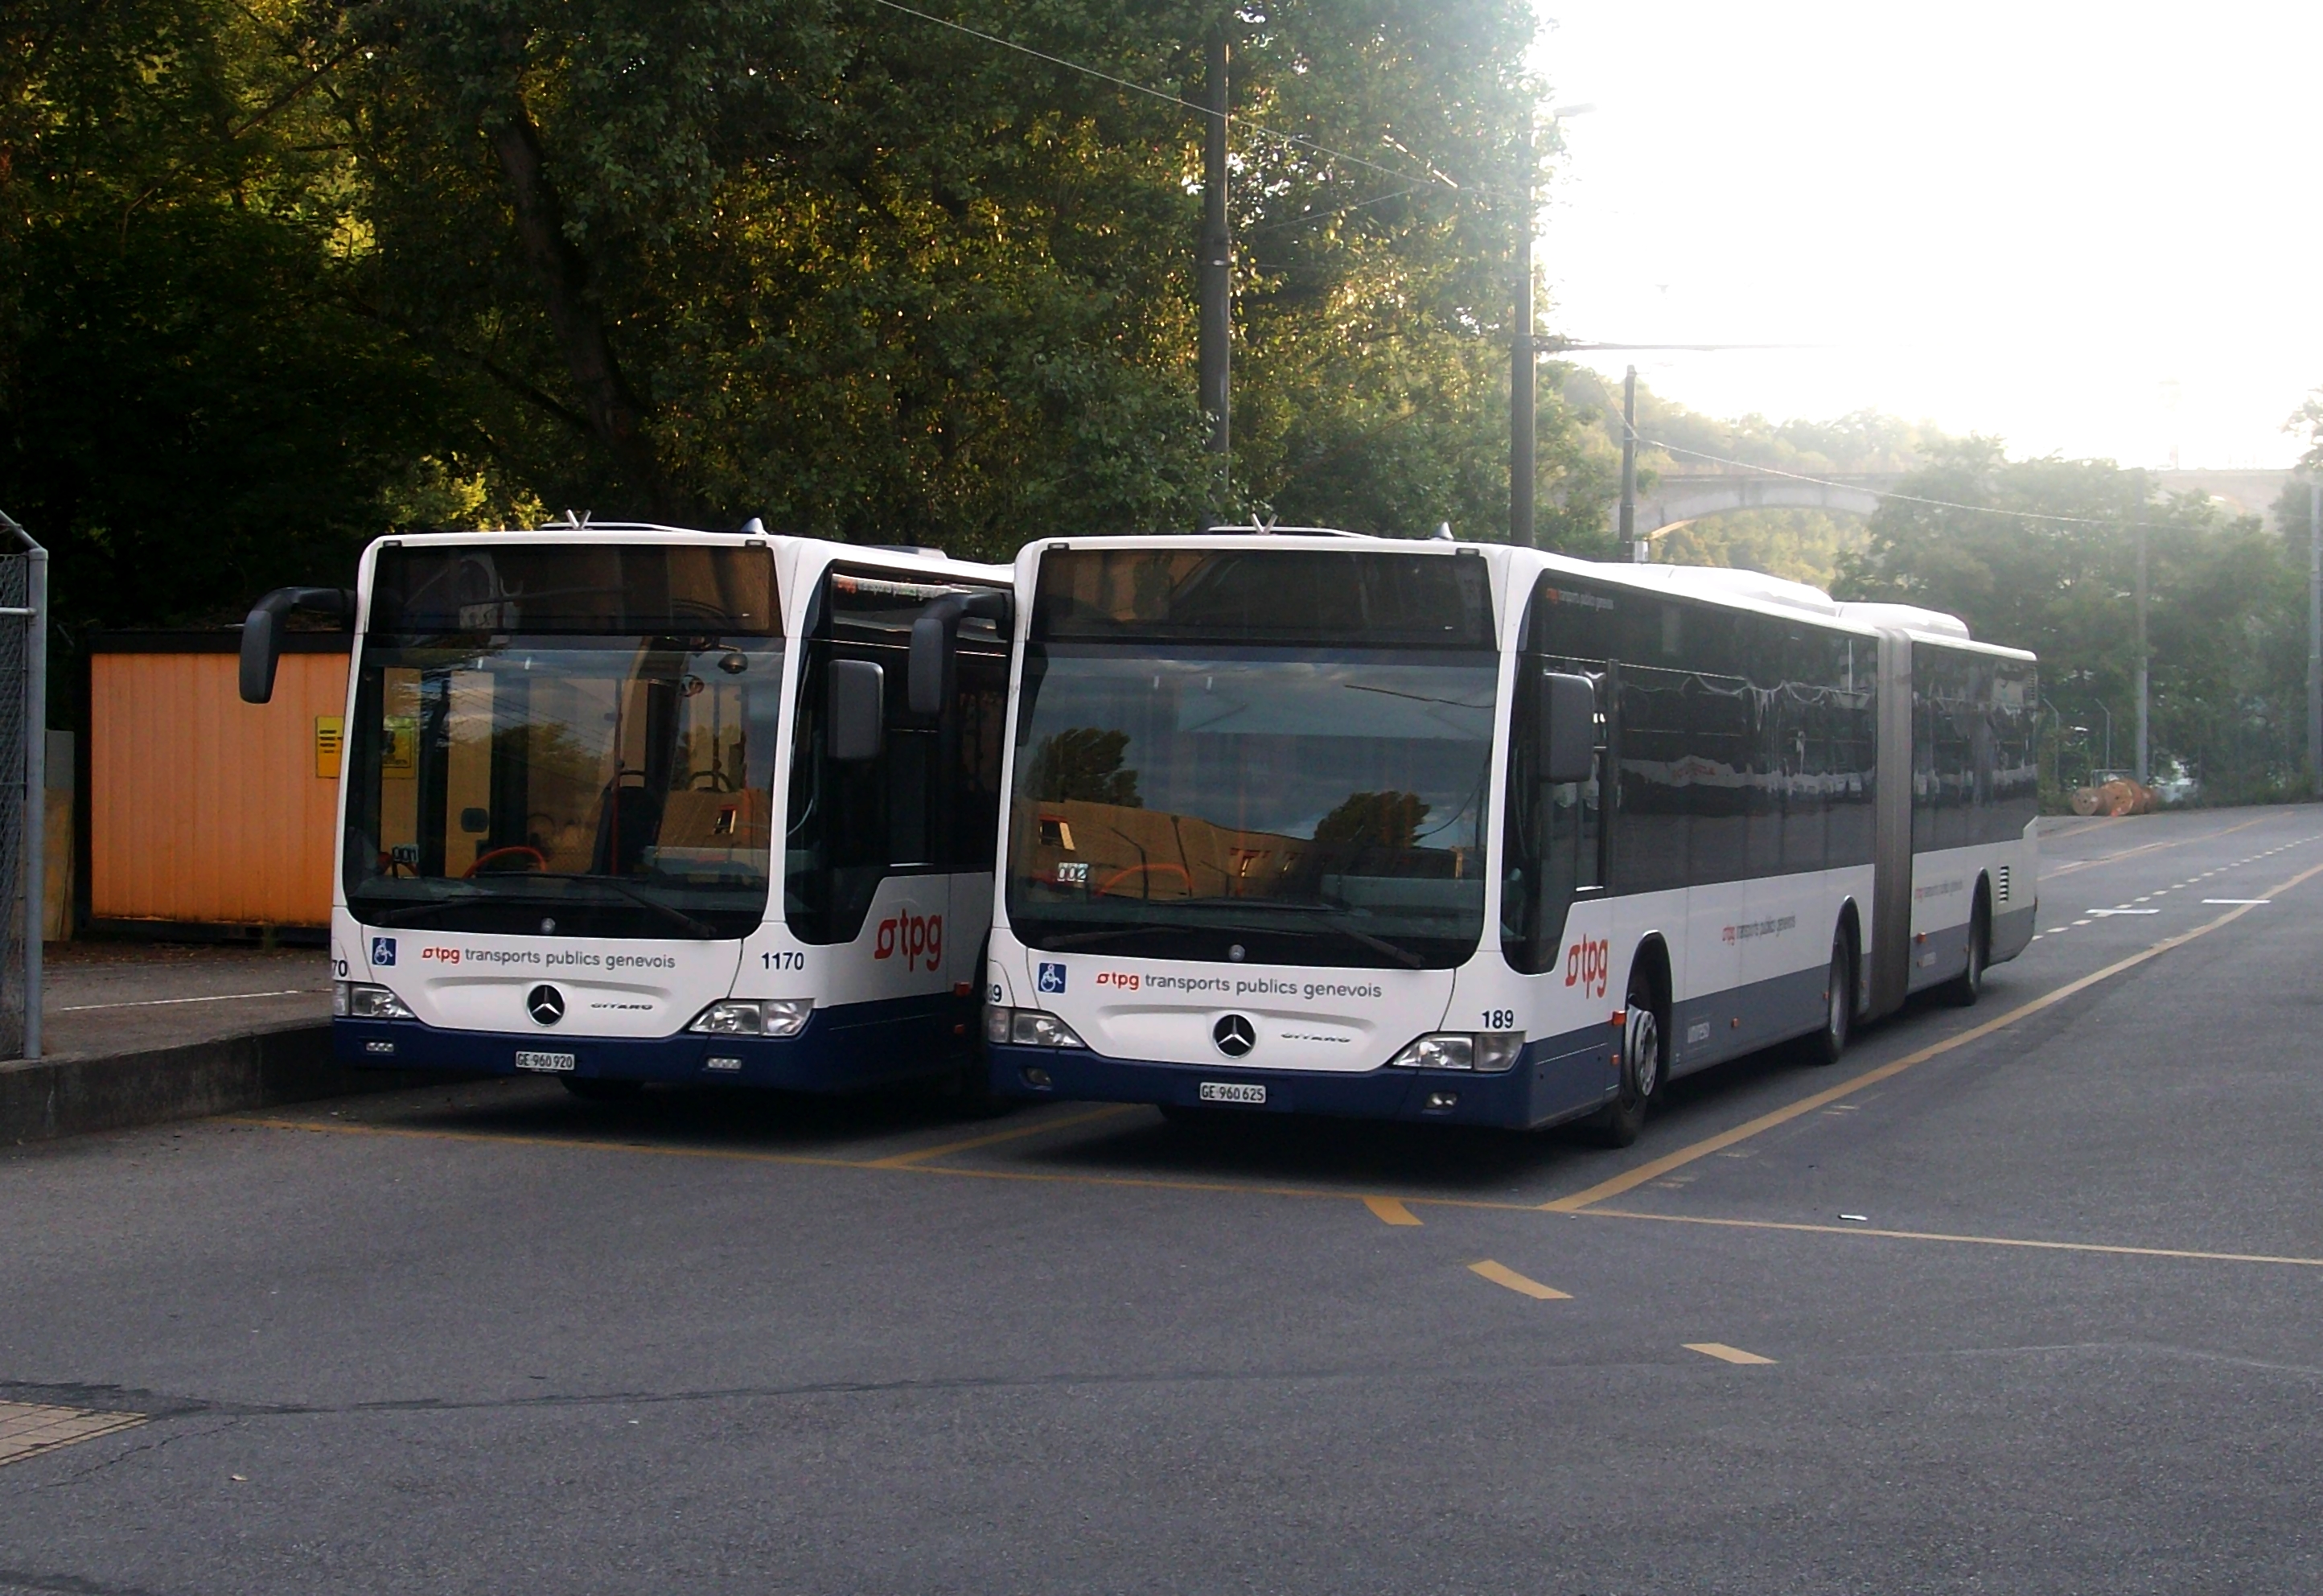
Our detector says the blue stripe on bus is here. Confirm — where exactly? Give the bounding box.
[988,1022,1618,1131]
[335,990,975,1092]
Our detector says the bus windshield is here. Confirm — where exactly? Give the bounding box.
[343,634,784,940]
[1005,645,1499,969]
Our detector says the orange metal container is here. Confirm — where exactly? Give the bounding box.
[90,639,348,929]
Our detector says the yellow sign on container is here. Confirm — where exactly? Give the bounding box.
[315,715,343,779]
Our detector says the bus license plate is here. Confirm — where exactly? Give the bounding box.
[1199,1081,1265,1105]
[515,1051,577,1073]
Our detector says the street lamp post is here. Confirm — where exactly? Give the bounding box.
[1198,25,1231,512]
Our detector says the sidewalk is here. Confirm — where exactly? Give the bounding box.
[2,943,435,1146]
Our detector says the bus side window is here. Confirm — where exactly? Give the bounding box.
[1615,663,1688,898]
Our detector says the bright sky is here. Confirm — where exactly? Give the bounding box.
[1532,2,2322,469]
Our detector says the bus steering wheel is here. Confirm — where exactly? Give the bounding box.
[1096,862,1193,898]
[464,845,549,878]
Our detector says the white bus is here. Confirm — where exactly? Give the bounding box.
[241,524,1013,1101]
[968,533,2037,1143]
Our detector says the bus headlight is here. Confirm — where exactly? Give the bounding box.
[687,999,812,1038]
[1388,1031,1524,1073]
[987,1008,1085,1048]
[335,981,416,1021]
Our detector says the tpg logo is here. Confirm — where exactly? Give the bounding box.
[1564,936,1610,999]
[874,911,944,971]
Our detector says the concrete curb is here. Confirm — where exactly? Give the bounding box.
[2,1022,450,1146]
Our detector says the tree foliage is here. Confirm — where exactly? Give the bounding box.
[3,0,1604,636]
[1839,438,2309,802]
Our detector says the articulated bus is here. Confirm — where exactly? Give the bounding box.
[975,533,2037,1143]
[241,524,1014,1101]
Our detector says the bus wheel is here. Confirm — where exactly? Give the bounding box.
[1945,899,1989,1008]
[1808,933,1853,1067]
[1585,985,1663,1148]
[561,1078,643,1104]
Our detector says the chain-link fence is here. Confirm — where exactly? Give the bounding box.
[0,511,47,1059]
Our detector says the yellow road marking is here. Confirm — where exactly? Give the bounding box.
[1586,1208,2323,1269]
[1540,858,2323,1214]
[0,1402,145,1467]
[1363,1195,1422,1226]
[865,1104,1137,1168]
[1685,1343,1774,1365]
[231,1112,2323,1273]
[1468,1260,1570,1299]
[229,1113,1539,1212]
[2038,812,2279,880]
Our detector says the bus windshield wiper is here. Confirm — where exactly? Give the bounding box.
[1042,925,1174,950]
[527,873,723,939]
[359,874,721,939]
[1040,899,1427,969]
[362,895,479,928]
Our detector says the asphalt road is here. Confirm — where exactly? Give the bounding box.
[6,806,2322,1594]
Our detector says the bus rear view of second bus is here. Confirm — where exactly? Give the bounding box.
[974,533,2036,1145]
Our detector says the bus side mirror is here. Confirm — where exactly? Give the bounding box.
[828,660,885,762]
[907,588,1013,716]
[240,586,352,704]
[1540,671,1597,784]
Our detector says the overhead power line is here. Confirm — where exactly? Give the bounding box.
[861,0,1480,195]
[1638,437,2186,529]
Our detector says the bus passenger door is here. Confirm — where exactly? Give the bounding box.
[1501,660,1614,1123]
[943,645,1009,1006]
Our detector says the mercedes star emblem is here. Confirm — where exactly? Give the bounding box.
[527,985,566,1026]
[1211,1013,1256,1059]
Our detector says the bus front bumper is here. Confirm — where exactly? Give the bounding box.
[988,1033,1615,1131]
[335,993,972,1094]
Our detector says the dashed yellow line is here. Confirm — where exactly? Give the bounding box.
[1685,1343,1774,1366]
[1363,1195,1423,1226]
[1539,858,2323,1214]
[229,1112,2323,1273]
[1468,1260,1570,1299]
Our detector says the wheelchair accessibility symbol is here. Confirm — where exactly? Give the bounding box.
[1038,961,1067,995]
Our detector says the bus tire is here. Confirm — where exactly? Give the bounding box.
[1584,977,1664,1148]
[561,1078,643,1104]
[1808,932,1853,1067]
[1944,895,1989,1008]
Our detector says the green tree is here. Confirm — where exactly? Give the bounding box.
[0,0,471,630]
[4,0,1601,625]
[1838,438,2307,802]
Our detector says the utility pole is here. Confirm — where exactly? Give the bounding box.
[1198,25,1231,512]
[2134,519,2149,784]
[2309,479,2321,797]
[1619,366,1640,561]
[1509,125,1535,547]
